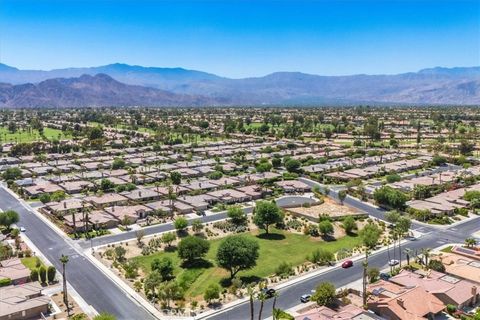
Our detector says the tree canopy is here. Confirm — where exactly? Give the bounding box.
[253,201,284,234]
[216,235,260,279]
[177,236,210,264]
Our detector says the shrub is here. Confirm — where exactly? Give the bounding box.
[174,217,189,232]
[446,304,456,314]
[39,193,51,204]
[47,266,56,283]
[308,248,334,265]
[38,266,47,284]
[275,261,293,277]
[30,268,39,281]
[311,282,336,306]
[386,174,401,183]
[428,260,446,272]
[0,277,12,287]
[203,283,221,303]
[151,257,174,281]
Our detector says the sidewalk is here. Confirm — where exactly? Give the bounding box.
[411,212,480,230]
[84,249,191,320]
[19,224,98,318]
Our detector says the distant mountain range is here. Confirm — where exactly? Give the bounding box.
[0,63,479,107]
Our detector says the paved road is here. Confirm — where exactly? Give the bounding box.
[80,195,314,249]
[81,211,230,248]
[205,218,479,320]
[298,177,436,232]
[4,181,479,320]
[0,187,155,320]
[205,179,480,320]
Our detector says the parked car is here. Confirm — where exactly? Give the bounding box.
[261,288,276,298]
[19,227,26,232]
[379,272,390,281]
[342,260,353,268]
[388,259,399,266]
[300,294,311,303]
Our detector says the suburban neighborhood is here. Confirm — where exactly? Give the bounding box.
[0,106,479,320]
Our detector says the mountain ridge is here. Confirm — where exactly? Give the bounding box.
[0,73,221,108]
[0,63,479,106]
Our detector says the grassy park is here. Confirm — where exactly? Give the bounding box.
[132,228,363,299]
[0,127,72,143]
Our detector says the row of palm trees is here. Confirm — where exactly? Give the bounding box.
[246,284,284,320]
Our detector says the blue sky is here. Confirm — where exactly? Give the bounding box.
[0,0,478,78]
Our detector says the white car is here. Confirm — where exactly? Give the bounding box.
[388,259,399,266]
[19,227,26,232]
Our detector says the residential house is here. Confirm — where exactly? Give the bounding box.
[275,180,311,193]
[207,189,250,204]
[45,198,92,217]
[0,258,30,285]
[0,282,50,320]
[85,193,128,208]
[295,304,384,320]
[122,188,161,203]
[367,280,445,320]
[104,205,153,223]
[390,269,479,309]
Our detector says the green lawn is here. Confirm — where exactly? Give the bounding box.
[21,257,44,271]
[0,127,71,143]
[244,122,269,130]
[132,229,363,298]
[440,245,453,253]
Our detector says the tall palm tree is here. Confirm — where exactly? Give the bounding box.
[272,291,279,319]
[396,230,402,268]
[60,254,69,315]
[257,291,267,320]
[403,248,412,266]
[465,237,477,248]
[362,250,369,306]
[83,204,91,238]
[70,209,77,238]
[421,248,431,267]
[246,285,256,320]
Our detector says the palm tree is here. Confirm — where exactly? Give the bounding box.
[70,209,77,238]
[421,248,431,267]
[362,250,369,306]
[465,237,477,248]
[257,291,267,320]
[83,204,91,238]
[167,185,176,215]
[404,248,412,266]
[272,291,279,319]
[60,254,69,315]
[247,284,255,320]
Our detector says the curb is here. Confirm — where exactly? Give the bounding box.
[19,225,98,318]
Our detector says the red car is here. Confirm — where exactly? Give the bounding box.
[342,260,353,268]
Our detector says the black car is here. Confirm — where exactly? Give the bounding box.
[379,272,390,281]
[261,288,276,298]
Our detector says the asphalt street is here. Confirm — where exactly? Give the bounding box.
[3,182,479,320]
[0,187,156,320]
[205,220,477,320]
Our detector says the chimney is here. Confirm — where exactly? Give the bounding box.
[397,298,405,309]
[472,286,477,306]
